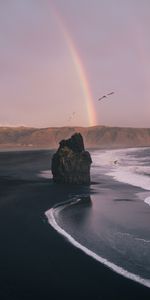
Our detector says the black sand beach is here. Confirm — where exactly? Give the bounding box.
[0,150,150,299]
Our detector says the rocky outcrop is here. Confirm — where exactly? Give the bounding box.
[51,133,92,184]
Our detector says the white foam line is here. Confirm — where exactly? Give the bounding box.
[144,197,150,207]
[45,207,150,289]
[116,231,150,243]
[38,170,53,179]
[135,238,150,243]
[107,169,150,191]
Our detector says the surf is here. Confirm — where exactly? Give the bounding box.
[45,147,150,288]
[45,199,150,289]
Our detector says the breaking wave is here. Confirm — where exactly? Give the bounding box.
[45,201,150,288]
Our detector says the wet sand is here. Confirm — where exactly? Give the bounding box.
[0,149,150,299]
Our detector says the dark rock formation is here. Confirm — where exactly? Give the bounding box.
[51,133,92,184]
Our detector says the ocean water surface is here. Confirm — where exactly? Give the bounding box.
[45,147,150,288]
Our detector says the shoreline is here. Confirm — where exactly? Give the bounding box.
[0,149,150,299]
[45,197,150,289]
[0,144,150,153]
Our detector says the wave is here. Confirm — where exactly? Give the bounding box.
[144,197,150,207]
[38,170,52,179]
[45,201,150,289]
[107,167,150,191]
[45,148,150,288]
[116,231,150,244]
[91,148,150,207]
[91,149,142,184]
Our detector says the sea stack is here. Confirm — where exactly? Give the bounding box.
[51,133,92,184]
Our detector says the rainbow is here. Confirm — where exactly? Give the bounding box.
[50,3,97,126]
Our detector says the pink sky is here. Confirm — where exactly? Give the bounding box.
[1,0,150,128]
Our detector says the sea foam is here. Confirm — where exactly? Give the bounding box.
[45,204,150,289]
[107,167,150,191]
[39,170,52,179]
[91,148,150,200]
[144,197,150,206]
[45,147,150,288]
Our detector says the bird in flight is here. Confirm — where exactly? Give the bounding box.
[107,92,114,96]
[98,92,114,101]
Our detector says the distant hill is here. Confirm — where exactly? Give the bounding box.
[0,126,150,149]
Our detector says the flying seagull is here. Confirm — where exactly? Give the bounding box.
[107,92,114,96]
[98,92,114,101]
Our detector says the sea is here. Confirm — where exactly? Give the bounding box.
[45,147,150,288]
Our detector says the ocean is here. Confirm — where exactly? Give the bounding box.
[45,147,150,288]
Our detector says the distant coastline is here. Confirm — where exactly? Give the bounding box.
[1,125,150,150]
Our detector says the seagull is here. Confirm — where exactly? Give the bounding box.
[107,92,114,96]
[98,95,107,101]
[98,92,114,101]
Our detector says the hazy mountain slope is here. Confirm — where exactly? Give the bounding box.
[0,126,150,149]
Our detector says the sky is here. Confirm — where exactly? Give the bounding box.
[1,0,150,128]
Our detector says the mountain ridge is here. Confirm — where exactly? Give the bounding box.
[0,126,150,149]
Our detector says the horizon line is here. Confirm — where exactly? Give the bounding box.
[1,125,150,129]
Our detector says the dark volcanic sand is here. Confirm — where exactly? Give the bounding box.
[0,150,150,300]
